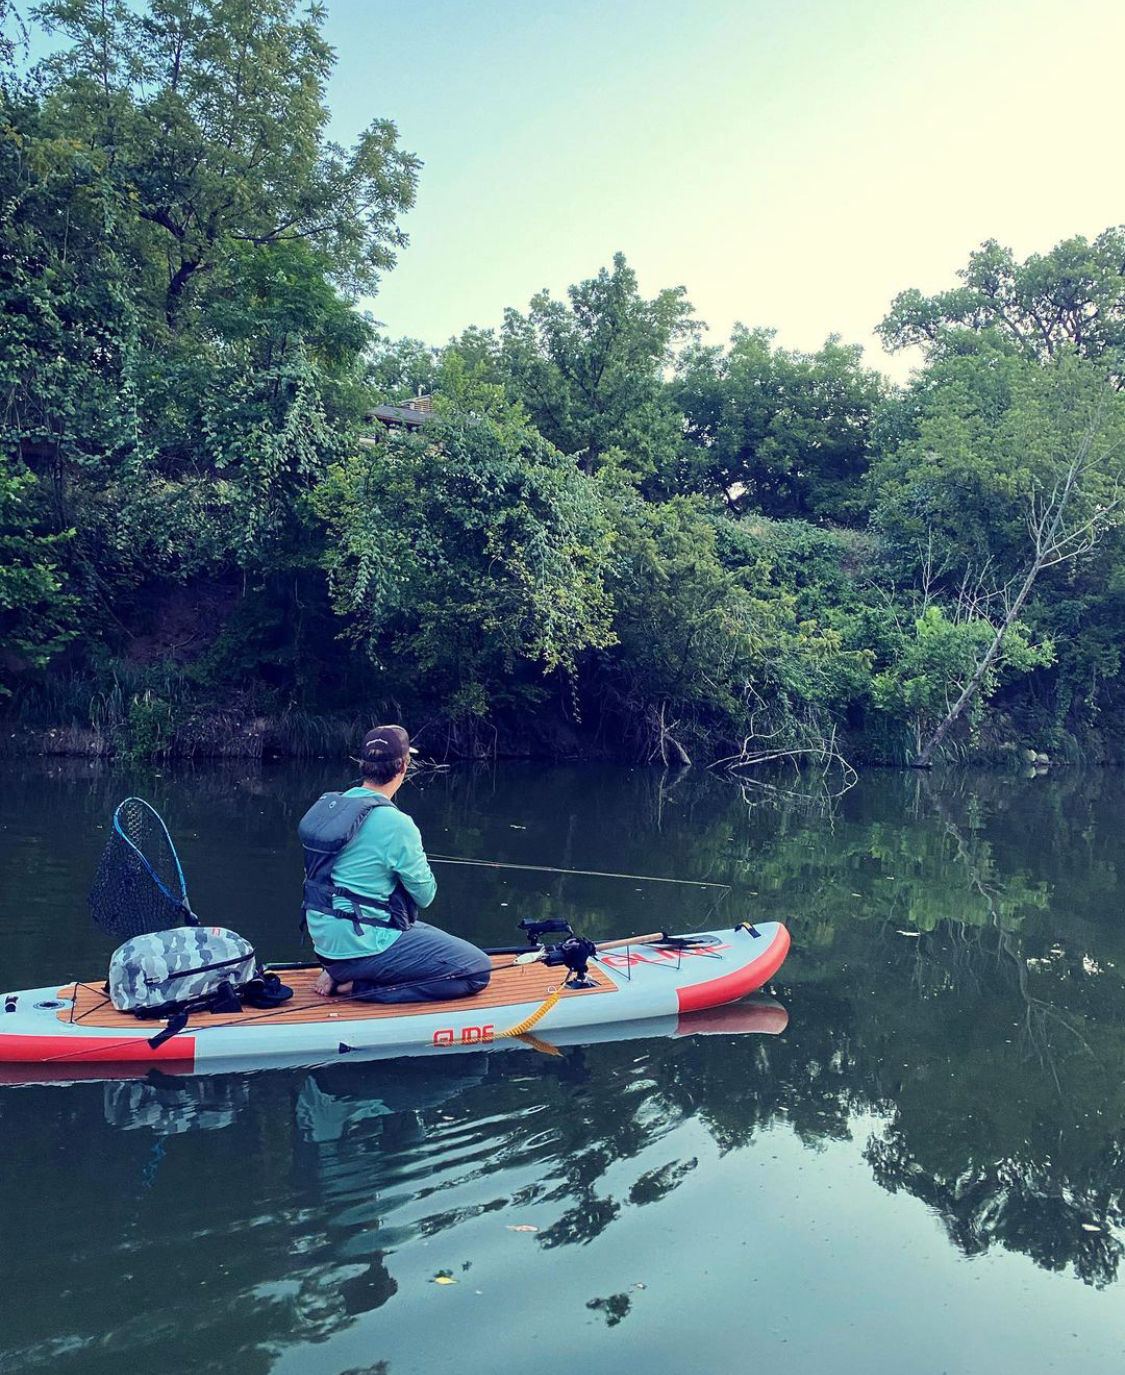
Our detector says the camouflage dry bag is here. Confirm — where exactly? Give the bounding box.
[109,926,256,1013]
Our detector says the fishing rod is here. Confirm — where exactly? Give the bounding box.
[427,854,730,890]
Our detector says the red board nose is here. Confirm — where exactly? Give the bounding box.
[675,923,790,1014]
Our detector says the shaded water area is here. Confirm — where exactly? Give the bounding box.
[2,759,1125,1373]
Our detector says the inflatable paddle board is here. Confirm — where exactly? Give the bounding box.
[0,997,789,1087]
[0,922,789,1080]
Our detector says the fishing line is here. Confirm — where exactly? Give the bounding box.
[428,854,730,890]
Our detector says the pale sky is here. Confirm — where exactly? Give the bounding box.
[321,0,1124,380]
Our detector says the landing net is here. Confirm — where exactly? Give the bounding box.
[88,797,196,939]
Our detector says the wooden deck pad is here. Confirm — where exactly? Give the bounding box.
[57,953,616,1030]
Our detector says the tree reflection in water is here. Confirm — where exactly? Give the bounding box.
[2,760,1125,1370]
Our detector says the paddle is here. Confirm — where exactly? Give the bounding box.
[265,931,667,973]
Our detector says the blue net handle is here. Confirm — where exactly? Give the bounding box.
[88,797,199,940]
[113,797,192,913]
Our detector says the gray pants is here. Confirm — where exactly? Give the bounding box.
[320,921,492,1003]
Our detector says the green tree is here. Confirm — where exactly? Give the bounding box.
[870,350,1125,764]
[313,391,616,726]
[599,497,863,764]
[0,0,417,726]
[366,335,441,402]
[496,253,697,481]
[0,43,143,623]
[36,0,419,330]
[123,239,374,577]
[879,229,1125,371]
[7,0,414,619]
[0,466,75,692]
[675,326,885,521]
[871,343,1036,580]
[1,1,26,79]
[872,607,1051,761]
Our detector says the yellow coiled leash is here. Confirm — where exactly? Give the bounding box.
[492,930,666,1043]
[493,982,566,1039]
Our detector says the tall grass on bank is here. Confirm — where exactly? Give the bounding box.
[1,671,365,760]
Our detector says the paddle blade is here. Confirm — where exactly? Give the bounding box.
[88,797,191,939]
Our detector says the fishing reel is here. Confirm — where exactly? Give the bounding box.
[516,919,599,988]
[545,935,599,989]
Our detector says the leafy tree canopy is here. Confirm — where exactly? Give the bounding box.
[675,326,885,523]
[35,0,419,329]
[313,393,617,722]
[0,466,75,692]
[879,230,1125,372]
[8,0,1125,774]
[870,347,1125,589]
[493,252,697,482]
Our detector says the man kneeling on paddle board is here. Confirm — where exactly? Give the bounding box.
[299,725,491,1002]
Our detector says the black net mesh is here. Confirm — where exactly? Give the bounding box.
[88,797,191,940]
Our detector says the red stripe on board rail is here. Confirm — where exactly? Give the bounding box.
[676,924,791,1014]
[0,1034,196,1065]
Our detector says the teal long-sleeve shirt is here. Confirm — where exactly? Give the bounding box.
[306,787,437,960]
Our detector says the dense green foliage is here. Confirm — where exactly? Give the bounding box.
[3,1,1125,763]
[675,327,885,521]
[315,388,616,728]
[879,230,1125,368]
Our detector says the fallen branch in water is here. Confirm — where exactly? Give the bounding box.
[646,700,692,769]
[711,714,858,800]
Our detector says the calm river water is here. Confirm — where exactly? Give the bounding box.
[2,758,1125,1374]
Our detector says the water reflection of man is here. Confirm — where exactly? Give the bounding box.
[296,1057,488,1145]
[300,725,491,1003]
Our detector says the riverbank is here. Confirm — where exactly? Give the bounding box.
[0,708,601,764]
[0,705,1092,770]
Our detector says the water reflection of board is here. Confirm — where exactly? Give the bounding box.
[0,922,789,1082]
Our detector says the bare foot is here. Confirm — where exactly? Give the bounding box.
[313,971,354,998]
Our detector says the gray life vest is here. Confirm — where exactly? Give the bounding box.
[298,791,419,936]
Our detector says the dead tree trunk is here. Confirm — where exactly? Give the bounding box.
[912,415,1114,768]
[911,561,1040,767]
[649,700,691,768]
